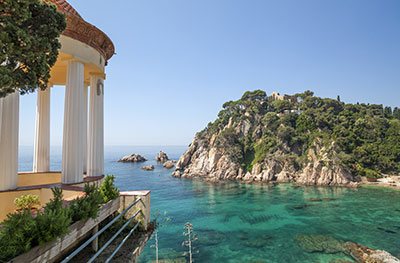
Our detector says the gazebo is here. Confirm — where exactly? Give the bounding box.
[0,0,115,219]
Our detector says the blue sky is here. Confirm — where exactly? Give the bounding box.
[19,0,400,146]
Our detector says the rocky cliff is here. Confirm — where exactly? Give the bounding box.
[173,90,400,186]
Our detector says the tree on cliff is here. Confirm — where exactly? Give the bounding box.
[201,90,400,177]
[0,0,66,98]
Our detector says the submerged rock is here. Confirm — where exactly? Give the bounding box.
[118,154,147,162]
[142,165,154,171]
[197,229,226,246]
[241,234,273,248]
[156,151,169,163]
[295,234,400,263]
[295,234,344,254]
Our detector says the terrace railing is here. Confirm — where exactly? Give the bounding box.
[61,197,144,263]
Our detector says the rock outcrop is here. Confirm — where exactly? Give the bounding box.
[344,242,400,263]
[173,91,362,186]
[163,160,176,169]
[173,134,359,186]
[156,151,169,163]
[118,154,147,163]
[142,165,154,171]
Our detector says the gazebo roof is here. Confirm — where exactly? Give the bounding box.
[48,0,115,62]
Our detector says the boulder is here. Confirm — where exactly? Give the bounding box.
[344,242,400,263]
[118,154,147,162]
[156,151,169,163]
[295,234,400,263]
[142,165,154,171]
[163,160,176,169]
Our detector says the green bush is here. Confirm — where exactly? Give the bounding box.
[34,208,71,245]
[14,194,40,211]
[0,177,121,261]
[33,188,71,245]
[70,184,103,222]
[99,175,120,203]
[364,168,381,179]
[0,210,36,261]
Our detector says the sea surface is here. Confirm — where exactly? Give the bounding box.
[19,146,400,263]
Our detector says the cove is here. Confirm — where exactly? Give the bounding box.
[104,147,400,263]
[18,146,400,262]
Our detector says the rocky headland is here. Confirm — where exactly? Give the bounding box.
[173,90,400,186]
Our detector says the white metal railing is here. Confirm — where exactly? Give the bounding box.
[61,197,143,263]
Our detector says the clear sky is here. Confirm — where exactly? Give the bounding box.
[19,0,400,146]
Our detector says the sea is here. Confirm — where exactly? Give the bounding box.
[19,146,400,263]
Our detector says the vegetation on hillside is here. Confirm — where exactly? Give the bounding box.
[199,90,400,177]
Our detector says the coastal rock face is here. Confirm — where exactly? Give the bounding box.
[156,151,169,163]
[118,154,147,162]
[174,134,357,186]
[173,90,363,186]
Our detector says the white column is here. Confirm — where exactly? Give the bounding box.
[87,74,104,177]
[33,88,51,172]
[83,84,88,174]
[0,92,20,190]
[62,60,84,184]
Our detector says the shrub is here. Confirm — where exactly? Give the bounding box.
[45,187,64,212]
[33,188,71,245]
[99,175,120,203]
[14,194,40,211]
[364,168,381,179]
[34,208,71,245]
[0,210,36,261]
[70,184,103,222]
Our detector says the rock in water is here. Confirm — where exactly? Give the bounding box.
[344,242,400,263]
[163,160,176,169]
[295,234,345,254]
[156,151,169,163]
[118,154,147,163]
[173,90,366,186]
[142,165,154,171]
[295,234,400,263]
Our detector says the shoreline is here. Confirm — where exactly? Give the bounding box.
[174,173,400,191]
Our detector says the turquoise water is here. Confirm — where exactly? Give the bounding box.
[19,146,400,262]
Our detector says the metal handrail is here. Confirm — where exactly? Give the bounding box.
[88,210,140,263]
[61,197,142,263]
[105,221,140,263]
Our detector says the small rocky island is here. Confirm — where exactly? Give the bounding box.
[142,165,154,171]
[174,90,400,186]
[156,151,169,163]
[118,154,147,163]
[155,151,177,169]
